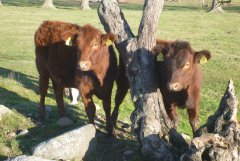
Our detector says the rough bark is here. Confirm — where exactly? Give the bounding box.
[98,0,188,160]
[42,0,56,9]
[209,0,224,12]
[80,0,91,10]
[181,80,239,161]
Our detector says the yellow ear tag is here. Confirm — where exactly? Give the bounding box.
[106,39,112,46]
[65,37,72,46]
[200,56,208,64]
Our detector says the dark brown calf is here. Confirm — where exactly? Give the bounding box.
[34,20,117,135]
[153,39,211,133]
[113,39,211,134]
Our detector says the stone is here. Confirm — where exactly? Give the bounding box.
[17,129,29,136]
[0,105,13,119]
[5,155,55,161]
[56,117,73,127]
[32,124,97,160]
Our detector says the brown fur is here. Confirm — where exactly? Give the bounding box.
[113,39,211,134]
[35,20,117,135]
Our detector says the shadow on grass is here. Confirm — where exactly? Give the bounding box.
[1,0,99,10]
[223,5,240,13]
[0,86,89,158]
[0,67,38,94]
[1,0,42,7]
[163,4,207,11]
[0,86,138,160]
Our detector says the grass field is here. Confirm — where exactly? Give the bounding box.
[0,0,240,160]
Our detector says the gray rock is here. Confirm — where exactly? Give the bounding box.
[0,105,13,119]
[32,124,97,160]
[17,129,29,136]
[56,117,73,127]
[5,155,55,161]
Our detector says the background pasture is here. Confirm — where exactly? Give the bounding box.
[0,0,239,160]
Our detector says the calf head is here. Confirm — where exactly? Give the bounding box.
[153,39,211,91]
[63,25,116,71]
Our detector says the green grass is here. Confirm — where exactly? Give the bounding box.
[0,0,240,160]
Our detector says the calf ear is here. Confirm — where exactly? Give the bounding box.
[64,34,78,46]
[195,50,211,64]
[152,39,171,56]
[101,33,116,46]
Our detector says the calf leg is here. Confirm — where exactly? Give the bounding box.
[166,104,179,128]
[82,96,96,124]
[187,108,199,134]
[186,90,200,134]
[38,74,49,120]
[52,81,66,117]
[103,96,113,135]
[112,65,129,126]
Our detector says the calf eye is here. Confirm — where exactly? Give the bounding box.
[183,62,190,69]
[92,43,98,49]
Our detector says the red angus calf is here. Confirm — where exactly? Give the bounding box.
[153,39,211,133]
[34,21,117,135]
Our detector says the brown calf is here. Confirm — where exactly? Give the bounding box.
[153,39,211,133]
[113,39,211,134]
[34,21,117,135]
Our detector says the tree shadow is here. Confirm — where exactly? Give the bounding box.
[1,0,100,10]
[1,0,42,7]
[163,4,206,11]
[0,86,90,158]
[0,86,137,160]
[223,5,240,13]
[0,67,38,94]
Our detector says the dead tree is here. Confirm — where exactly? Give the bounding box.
[42,0,56,9]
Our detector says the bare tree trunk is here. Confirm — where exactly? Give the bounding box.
[98,0,188,160]
[0,0,2,6]
[80,0,91,10]
[209,0,224,12]
[42,0,56,9]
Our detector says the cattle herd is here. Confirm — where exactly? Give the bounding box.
[34,20,211,135]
